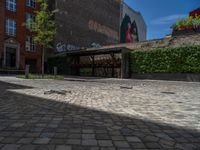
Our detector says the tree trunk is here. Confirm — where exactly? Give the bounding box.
[42,46,45,78]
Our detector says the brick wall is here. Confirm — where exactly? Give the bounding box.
[0,1,5,63]
[53,0,121,50]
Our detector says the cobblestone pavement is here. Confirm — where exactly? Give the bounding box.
[0,76,200,150]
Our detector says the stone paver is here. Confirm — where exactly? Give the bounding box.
[0,76,200,150]
[55,145,71,150]
[33,138,50,144]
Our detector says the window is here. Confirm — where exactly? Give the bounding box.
[26,0,36,8]
[6,19,16,36]
[6,0,16,12]
[26,36,35,52]
[26,13,35,29]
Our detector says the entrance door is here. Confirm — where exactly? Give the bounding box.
[25,59,37,73]
[6,47,17,68]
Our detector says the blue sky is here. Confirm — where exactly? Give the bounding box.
[124,0,200,40]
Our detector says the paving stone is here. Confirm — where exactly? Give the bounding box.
[114,141,130,148]
[96,134,111,140]
[100,148,116,150]
[33,138,50,144]
[40,132,55,138]
[1,144,21,150]
[0,144,4,149]
[25,132,40,138]
[82,129,94,134]
[67,139,81,145]
[98,140,113,147]
[0,137,4,142]
[54,133,68,138]
[125,136,141,142]
[17,138,34,144]
[68,134,81,139]
[130,142,146,149]
[50,138,66,144]
[55,145,71,150]
[143,135,159,142]
[0,132,12,137]
[1,137,19,144]
[111,136,125,141]
[12,132,26,137]
[95,130,108,134]
[10,123,25,128]
[82,134,95,139]
[18,145,37,150]
[145,142,161,149]
[82,140,98,146]
[35,145,56,150]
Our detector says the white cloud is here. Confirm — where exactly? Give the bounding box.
[151,14,188,25]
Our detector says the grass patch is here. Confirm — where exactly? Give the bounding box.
[16,74,64,80]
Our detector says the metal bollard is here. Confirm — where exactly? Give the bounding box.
[25,65,30,79]
[54,66,57,78]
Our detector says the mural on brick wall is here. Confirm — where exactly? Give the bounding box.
[120,14,139,43]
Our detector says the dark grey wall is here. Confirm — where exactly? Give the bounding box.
[50,0,121,51]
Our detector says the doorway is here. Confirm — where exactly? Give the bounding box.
[5,47,17,68]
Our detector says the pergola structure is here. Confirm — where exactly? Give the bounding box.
[55,47,131,78]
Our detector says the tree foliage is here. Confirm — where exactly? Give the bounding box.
[30,0,56,47]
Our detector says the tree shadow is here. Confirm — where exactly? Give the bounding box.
[0,81,199,150]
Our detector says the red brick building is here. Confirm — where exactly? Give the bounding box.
[190,7,200,17]
[0,0,42,73]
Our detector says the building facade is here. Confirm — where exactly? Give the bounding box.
[0,0,42,73]
[50,0,147,53]
[120,2,147,43]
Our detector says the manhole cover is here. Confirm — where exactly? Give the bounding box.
[161,92,175,95]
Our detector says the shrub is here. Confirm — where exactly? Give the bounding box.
[172,15,200,31]
[130,46,200,74]
[16,74,64,80]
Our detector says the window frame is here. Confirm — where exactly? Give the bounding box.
[6,0,17,12]
[26,0,36,8]
[26,13,35,29]
[26,36,36,52]
[6,18,16,37]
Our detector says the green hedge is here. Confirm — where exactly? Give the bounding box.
[130,46,200,74]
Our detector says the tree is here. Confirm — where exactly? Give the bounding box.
[28,0,55,77]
